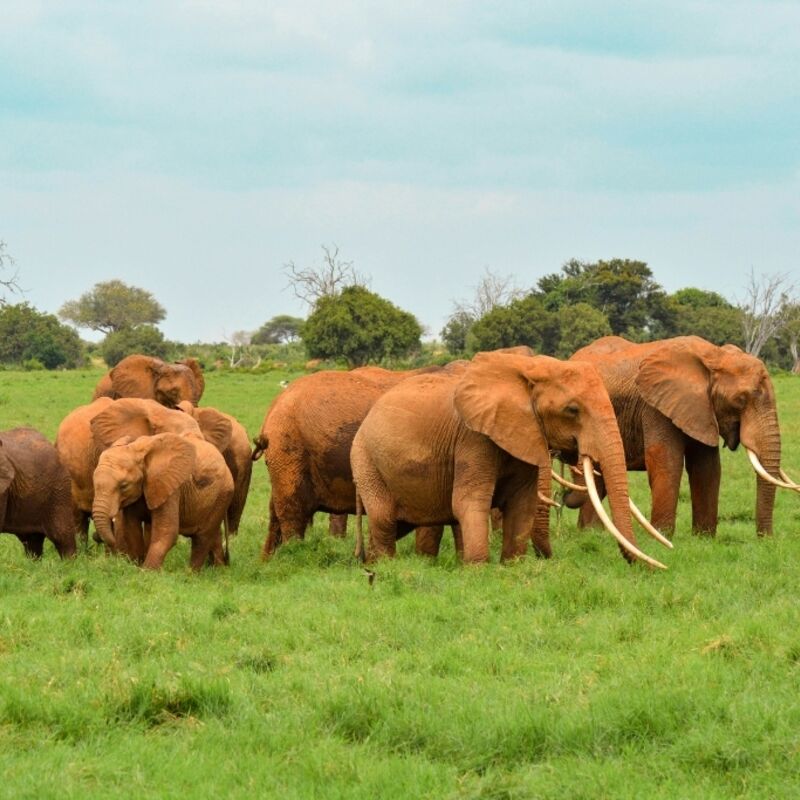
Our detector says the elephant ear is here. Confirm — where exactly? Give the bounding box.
[91,401,156,449]
[0,444,15,494]
[142,434,196,510]
[636,341,719,446]
[193,408,233,452]
[178,359,205,403]
[454,352,550,468]
[110,355,161,399]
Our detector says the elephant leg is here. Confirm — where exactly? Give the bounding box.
[328,514,348,538]
[500,485,540,561]
[262,499,282,558]
[18,533,45,559]
[490,508,503,533]
[414,526,444,556]
[643,412,686,535]
[190,528,224,570]
[118,512,146,564]
[450,524,464,558]
[685,441,720,536]
[455,505,491,563]
[530,468,553,558]
[143,501,180,570]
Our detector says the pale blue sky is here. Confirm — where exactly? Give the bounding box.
[1,1,798,342]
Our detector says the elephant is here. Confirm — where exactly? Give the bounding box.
[351,350,667,567]
[55,397,230,540]
[565,335,796,536]
[92,432,234,570]
[177,402,252,535]
[252,365,448,558]
[0,428,79,558]
[93,355,205,407]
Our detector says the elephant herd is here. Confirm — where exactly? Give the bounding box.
[0,337,797,572]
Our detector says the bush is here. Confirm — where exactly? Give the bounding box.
[0,303,85,369]
[100,325,169,367]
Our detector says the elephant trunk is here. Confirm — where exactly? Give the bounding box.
[742,394,782,536]
[92,486,120,550]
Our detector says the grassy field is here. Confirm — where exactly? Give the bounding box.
[0,368,799,799]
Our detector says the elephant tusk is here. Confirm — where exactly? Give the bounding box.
[583,457,667,570]
[551,470,587,492]
[778,469,800,493]
[746,449,799,491]
[628,498,674,549]
[538,491,561,509]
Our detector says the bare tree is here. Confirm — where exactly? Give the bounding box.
[0,240,22,303]
[783,303,800,373]
[738,269,795,357]
[452,267,523,319]
[284,244,369,309]
[224,330,261,369]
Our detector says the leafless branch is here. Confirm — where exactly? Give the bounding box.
[737,269,795,357]
[452,267,523,319]
[0,240,22,303]
[283,244,369,308]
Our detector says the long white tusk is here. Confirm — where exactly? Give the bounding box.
[746,449,799,490]
[583,456,667,570]
[551,470,587,492]
[628,498,674,549]
[778,469,800,493]
[538,491,561,509]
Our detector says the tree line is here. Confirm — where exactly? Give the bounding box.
[0,240,797,372]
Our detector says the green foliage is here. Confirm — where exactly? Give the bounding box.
[556,302,613,357]
[0,369,798,796]
[302,285,422,367]
[469,294,558,353]
[440,310,475,356]
[251,315,304,345]
[0,302,84,368]
[100,324,169,367]
[59,279,166,334]
[536,258,673,338]
[666,287,744,347]
[671,287,733,309]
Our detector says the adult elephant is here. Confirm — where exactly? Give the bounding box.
[178,402,252,535]
[0,428,79,558]
[56,398,230,540]
[92,432,233,570]
[93,355,205,407]
[252,365,449,558]
[351,350,667,568]
[565,335,796,536]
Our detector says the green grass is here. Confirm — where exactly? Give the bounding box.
[0,369,799,798]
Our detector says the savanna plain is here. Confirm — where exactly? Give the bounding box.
[0,368,799,799]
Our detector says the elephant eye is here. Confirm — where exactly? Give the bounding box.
[564,404,580,417]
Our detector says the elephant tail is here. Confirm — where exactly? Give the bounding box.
[251,435,268,461]
[354,492,366,563]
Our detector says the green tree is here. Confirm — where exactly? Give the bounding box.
[59,280,166,334]
[251,315,304,345]
[536,258,673,339]
[556,303,613,358]
[440,310,475,356]
[100,325,169,367]
[0,303,84,368]
[667,288,744,347]
[302,286,422,367]
[469,295,558,354]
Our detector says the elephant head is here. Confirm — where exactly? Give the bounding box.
[635,336,792,533]
[92,433,196,550]
[90,398,202,450]
[455,351,662,567]
[108,355,204,408]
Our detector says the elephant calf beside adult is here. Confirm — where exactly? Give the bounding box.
[565,335,798,536]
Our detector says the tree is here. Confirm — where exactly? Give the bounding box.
[440,310,475,355]
[284,244,368,308]
[469,295,558,354]
[782,303,800,373]
[0,303,84,368]
[99,325,168,367]
[535,258,673,339]
[302,285,422,367]
[0,240,22,302]
[738,270,795,357]
[555,303,612,358]
[251,315,304,345]
[667,288,743,347]
[59,280,166,334]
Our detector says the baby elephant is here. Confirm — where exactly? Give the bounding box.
[92,432,234,570]
[0,427,78,558]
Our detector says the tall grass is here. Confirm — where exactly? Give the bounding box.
[0,369,798,798]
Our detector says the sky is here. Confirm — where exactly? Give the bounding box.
[1,0,799,343]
